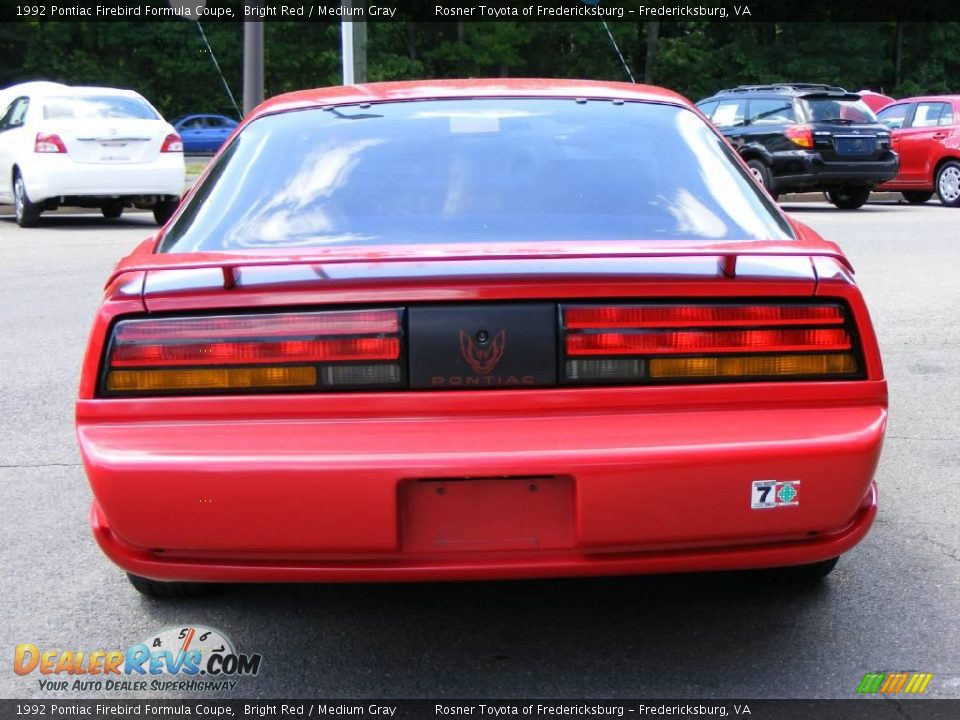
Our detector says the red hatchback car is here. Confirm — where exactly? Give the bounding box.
[876,95,960,206]
[76,80,887,597]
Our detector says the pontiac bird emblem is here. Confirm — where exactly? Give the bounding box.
[459,330,506,375]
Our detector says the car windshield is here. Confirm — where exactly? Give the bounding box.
[42,95,158,120]
[159,98,793,253]
[802,97,878,124]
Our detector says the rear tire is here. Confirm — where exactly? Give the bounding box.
[101,202,124,219]
[746,159,776,197]
[935,160,960,207]
[826,187,871,210]
[12,171,41,227]
[126,573,217,599]
[901,191,933,205]
[153,198,178,226]
[768,557,839,584]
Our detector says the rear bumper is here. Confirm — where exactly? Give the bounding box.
[22,154,185,202]
[78,383,886,583]
[92,486,877,583]
[770,151,898,191]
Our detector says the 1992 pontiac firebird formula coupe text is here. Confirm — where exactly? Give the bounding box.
[75,80,887,597]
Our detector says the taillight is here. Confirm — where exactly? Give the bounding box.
[102,309,404,396]
[160,133,183,153]
[561,302,860,385]
[35,133,67,153]
[784,124,814,149]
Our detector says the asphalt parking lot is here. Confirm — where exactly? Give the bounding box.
[0,200,957,700]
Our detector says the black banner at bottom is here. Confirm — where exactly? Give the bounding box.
[1,700,958,720]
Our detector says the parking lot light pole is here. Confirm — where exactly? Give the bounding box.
[341,1,367,86]
[342,19,354,86]
[243,1,264,116]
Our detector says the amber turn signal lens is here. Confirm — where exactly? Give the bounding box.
[106,366,317,392]
[649,353,857,379]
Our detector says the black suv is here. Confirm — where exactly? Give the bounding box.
[697,84,899,209]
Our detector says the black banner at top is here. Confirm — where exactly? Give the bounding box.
[4,0,960,23]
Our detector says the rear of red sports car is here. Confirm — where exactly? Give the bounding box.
[75,80,886,596]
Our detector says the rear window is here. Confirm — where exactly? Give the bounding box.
[159,98,792,253]
[912,102,952,128]
[43,95,158,120]
[801,97,878,124]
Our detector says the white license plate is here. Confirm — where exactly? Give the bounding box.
[99,144,131,162]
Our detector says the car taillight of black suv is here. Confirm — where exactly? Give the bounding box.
[697,84,899,209]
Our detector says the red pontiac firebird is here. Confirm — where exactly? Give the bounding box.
[76,79,887,597]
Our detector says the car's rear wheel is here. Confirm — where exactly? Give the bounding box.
[153,198,178,226]
[12,172,41,228]
[826,187,871,210]
[901,191,933,205]
[126,573,217,599]
[768,556,839,584]
[746,159,776,198]
[101,202,124,219]
[936,160,960,207]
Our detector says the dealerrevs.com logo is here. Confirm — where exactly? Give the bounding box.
[14,626,261,692]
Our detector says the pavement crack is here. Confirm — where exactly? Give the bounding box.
[0,462,82,469]
[904,531,960,563]
[885,434,960,443]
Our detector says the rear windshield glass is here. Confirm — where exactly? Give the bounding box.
[802,97,878,124]
[43,95,158,120]
[159,98,792,253]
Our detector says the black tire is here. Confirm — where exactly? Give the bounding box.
[101,202,124,219]
[153,198,178,226]
[901,191,933,205]
[746,159,776,195]
[126,573,217,599]
[826,187,871,210]
[935,160,960,207]
[768,556,840,585]
[12,171,41,227]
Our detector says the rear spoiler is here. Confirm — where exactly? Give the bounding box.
[106,239,852,289]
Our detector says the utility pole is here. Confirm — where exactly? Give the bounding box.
[243,1,264,115]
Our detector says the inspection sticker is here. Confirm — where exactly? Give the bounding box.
[751,480,800,509]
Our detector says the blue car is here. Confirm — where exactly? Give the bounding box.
[172,114,238,154]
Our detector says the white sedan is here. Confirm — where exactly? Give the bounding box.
[0,84,186,227]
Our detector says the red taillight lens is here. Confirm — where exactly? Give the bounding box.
[564,305,844,329]
[562,303,860,384]
[567,328,850,356]
[111,337,400,367]
[160,133,183,153]
[35,133,67,153]
[115,309,399,341]
[103,309,404,395]
[785,124,814,149]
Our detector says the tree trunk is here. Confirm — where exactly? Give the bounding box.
[406,21,417,62]
[893,22,903,89]
[644,21,659,84]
